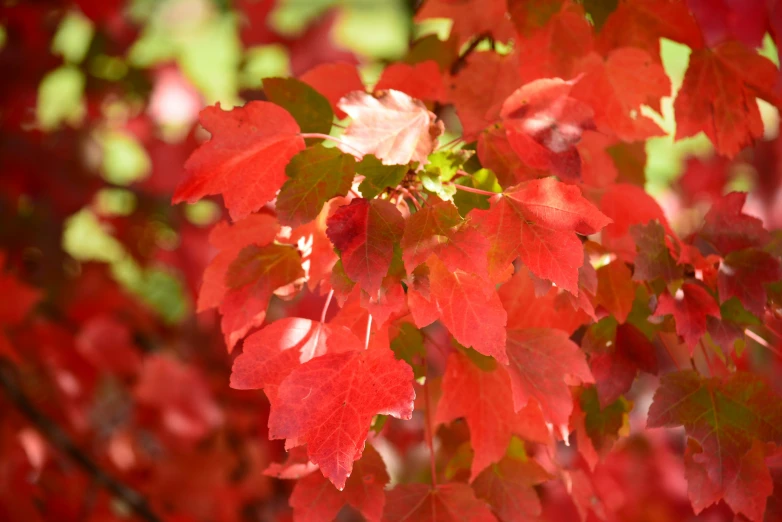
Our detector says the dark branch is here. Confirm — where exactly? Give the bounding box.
[450,32,492,75]
[0,360,162,522]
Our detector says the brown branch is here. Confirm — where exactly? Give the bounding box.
[0,360,162,522]
[450,32,492,75]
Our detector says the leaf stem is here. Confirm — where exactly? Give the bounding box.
[320,289,334,324]
[299,133,365,157]
[399,187,422,210]
[450,183,497,197]
[423,366,438,487]
[364,314,373,350]
[745,328,782,357]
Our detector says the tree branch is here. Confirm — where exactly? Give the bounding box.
[0,360,162,522]
[450,32,491,75]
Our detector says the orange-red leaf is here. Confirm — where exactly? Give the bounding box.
[427,256,508,363]
[473,178,611,293]
[173,102,305,221]
[674,42,778,157]
[268,346,414,490]
[505,328,594,431]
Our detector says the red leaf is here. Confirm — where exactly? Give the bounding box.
[299,62,365,119]
[718,248,781,318]
[515,3,594,84]
[654,283,720,349]
[630,220,683,282]
[648,370,782,520]
[474,178,611,293]
[268,346,414,490]
[220,243,305,351]
[498,267,590,335]
[596,0,703,60]
[472,456,551,522]
[230,318,362,401]
[289,444,388,522]
[588,323,658,407]
[435,351,532,479]
[276,145,356,227]
[594,261,636,324]
[447,52,521,141]
[599,183,670,261]
[478,125,546,188]
[383,482,496,522]
[415,0,514,46]
[674,42,778,157]
[426,256,508,363]
[173,102,305,221]
[686,0,769,49]
[374,60,445,102]
[572,48,670,141]
[338,90,444,165]
[501,78,595,180]
[401,197,489,278]
[697,192,771,256]
[326,198,405,295]
[197,213,280,312]
[505,328,594,432]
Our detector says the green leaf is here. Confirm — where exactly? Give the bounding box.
[263,77,333,136]
[356,154,407,199]
[452,168,500,216]
[277,145,356,227]
[425,149,474,182]
[420,170,457,201]
[390,323,426,378]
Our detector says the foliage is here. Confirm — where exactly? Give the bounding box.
[2,1,782,522]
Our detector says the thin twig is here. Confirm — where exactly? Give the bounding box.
[0,360,161,522]
[450,32,491,75]
[450,183,497,196]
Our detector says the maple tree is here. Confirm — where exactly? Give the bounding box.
[3,1,782,521]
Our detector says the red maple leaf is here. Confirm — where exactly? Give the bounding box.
[501,78,595,180]
[473,177,611,293]
[383,482,496,522]
[268,346,414,490]
[472,455,551,521]
[436,351,535,479]
[572,48,670,141]
[173,102,305,221]
[401,197,489,278]
[426,255,508,363]
[326,198,405,295]
[675,41,778,157]
[220,243,305,351]
[447,52,521,141]
[374,60,446,103]
[505,328,594,434]
[415,0,514,46]
[654,283,720,349]
[299,62,366,119]
[593,261,636,324]
[337,90,444,165]
[718,248,781,318]
[289,444,388,522]
[230,318,362,401]
[648,370,782,520]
